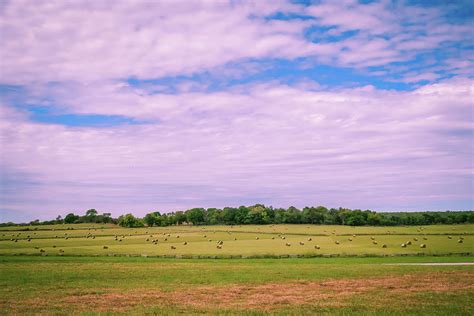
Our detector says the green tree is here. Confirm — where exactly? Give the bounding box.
[118,213,144,227]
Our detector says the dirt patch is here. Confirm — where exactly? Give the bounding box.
[4,271,474,314]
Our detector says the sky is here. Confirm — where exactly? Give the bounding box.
[0,0,473,222]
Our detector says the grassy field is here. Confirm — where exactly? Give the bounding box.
[1,224,473,315]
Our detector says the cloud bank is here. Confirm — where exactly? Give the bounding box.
[0,0,473,222]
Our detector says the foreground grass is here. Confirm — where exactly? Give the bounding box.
[0,255,473,315]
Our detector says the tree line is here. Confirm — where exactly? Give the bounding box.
[2,205,472,228]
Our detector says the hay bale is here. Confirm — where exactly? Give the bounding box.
[103,246,108,249]
[285,242,291,246]
[406,241,412,245]
[299,242,305,245]
[413,238,418,241]
[348,238,353,241]
[382,244,387,248]
[420,244,426,248]
[372,241,378,245]
[370,236,375,240]
[217,245,222,249]
[255,237,259,240]
[308,238,312,241]
[315,245,320,249]
[448,236,452,239]
[183,242,187,245]
[401,243,406,247]
[170,246,176,250]
[458,239,463,243]
[335,241,340,245]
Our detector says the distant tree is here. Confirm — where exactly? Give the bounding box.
[118,213,144,227]
[64,213,79,224]
[186,208,205,225]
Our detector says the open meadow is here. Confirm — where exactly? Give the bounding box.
[0,224,473,315]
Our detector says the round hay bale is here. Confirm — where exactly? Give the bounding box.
[382,244,387,248]
[255,237,259,240]
[183,242,187,245]
[299,242,304,245]
[448,236,452,239]
[103,246,108,249]
[420,244,426,248]
[285,242,291,246]
[308,238,312,241]
[335,241,340,245]
[348,238,353,241]
[401,243,406,247]
[458,239,463,243]
[315,245,320,249]
[372,241,378,245]
[170,246,176,250]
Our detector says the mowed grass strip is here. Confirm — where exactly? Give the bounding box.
[0,256,473,315]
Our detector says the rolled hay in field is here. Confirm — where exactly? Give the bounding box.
[401,243,406,247]
[458,239,463,243]
[372,241,378,245]
[423,237,428,240]
[119,239,122,242]
[382,244,387,248]
[164,238,168,241]
[146,238,149,242]
[217,245,222,249]
[315,245,320,249]
[256,237,259,240]
[353,234,356,237]
[282,236,286,240]
[299,242,305,245]
[413,238,418,241]
[370,236,375,240]
[203,235,207,238]
[59,249,64,253]
[176,235,180,238]
[271,237,275,240]
[448,236,452,239]
[234,238,237,240]
[308,238,312,241]
[420,244,426,248]
[348,238,353,241]
[335,240,340,245]
[183,242,187,245]
[406,241,412,245]
[170,246,176,249]
[103,246,108,249]
[39,249,45,253]
[209,239,212,242]
[53,245,56,248]
[286,242,291,246]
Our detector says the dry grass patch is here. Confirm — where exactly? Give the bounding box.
[3,271,473,314]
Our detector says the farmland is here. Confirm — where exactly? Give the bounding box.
[1,224,473,315]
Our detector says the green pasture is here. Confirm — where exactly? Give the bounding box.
[1,224,472,257]
[0,255,473,315]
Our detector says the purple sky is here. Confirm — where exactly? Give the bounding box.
[0,0,473,222]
